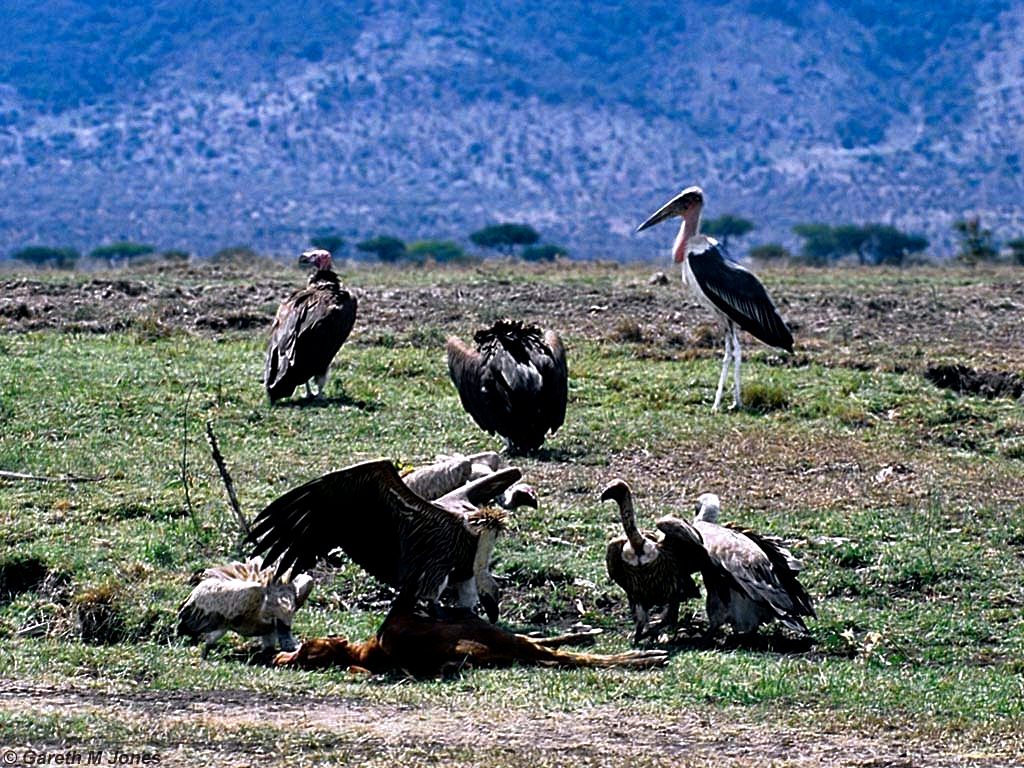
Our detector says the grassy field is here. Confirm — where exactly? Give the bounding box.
[0,260,1022,766]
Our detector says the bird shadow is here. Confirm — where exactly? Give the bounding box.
[662,630,815,656]
[508,445,588,463]
[272,392,380,412]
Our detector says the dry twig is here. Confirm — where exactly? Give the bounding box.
[204,418,251,537]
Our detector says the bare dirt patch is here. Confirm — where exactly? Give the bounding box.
[1,682,1018,767]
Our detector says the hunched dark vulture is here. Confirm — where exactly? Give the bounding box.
[248,459,524,622]
[446,319,568,452]
[263,249,357,402]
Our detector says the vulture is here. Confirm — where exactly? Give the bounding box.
[248,459,524,622]
[177,557,313,658]
[402,451,538,511]
[600,479,712,643]
[636,186,793,411]
[447,319,568,453]
[263,248,357,402]
[690,493,815,636]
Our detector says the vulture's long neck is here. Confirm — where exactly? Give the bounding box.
[618,495,649,556]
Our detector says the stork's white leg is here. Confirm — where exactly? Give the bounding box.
[304,381,314,399]
[731,325,742,409]
[712,330,733,412]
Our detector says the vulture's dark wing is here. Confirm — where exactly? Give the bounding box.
[605,537,630,595]
[446,335,498,434]
[688,245,793,352]
[657,516,747,596]
[725,523,815,619]
[264,281,357,400]
[537,330,569,434]
[248,459,463,588]
[694,520,809,629]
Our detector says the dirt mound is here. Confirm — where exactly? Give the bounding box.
[923,364,1024,400]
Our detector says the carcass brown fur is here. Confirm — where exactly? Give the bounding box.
[275,608,667,676]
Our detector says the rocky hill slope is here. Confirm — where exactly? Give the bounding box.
[0,0,1021,258]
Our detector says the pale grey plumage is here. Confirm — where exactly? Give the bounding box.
[177,557,313,658]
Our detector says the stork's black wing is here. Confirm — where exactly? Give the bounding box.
[248,459,464,588]
[264,277,357,401]
[688,245,793,352]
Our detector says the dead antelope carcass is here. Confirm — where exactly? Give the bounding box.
[274,606,667,676]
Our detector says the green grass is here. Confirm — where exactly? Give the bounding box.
[1,262,1023,763]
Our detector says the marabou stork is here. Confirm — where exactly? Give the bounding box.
[636,186,793,411]
[263,248,357,402]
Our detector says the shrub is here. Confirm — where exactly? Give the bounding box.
[356,235,408,263]
[89,241,155,264]
[522,244,568,262]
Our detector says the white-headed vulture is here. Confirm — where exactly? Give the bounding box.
[248,459,524,622]
[690,492,815,636]
[263,248,357,402]
[446,319,568,453]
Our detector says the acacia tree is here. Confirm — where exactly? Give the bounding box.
[356,235,408,263]
[469,223,540,256]
[953,218,997,265]
[703,214,754,249]
[11,246,80,269]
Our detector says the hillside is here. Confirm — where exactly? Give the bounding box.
[0,0,1022,257]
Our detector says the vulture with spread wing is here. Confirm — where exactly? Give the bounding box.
[600,479,712,643]
[690,493,815,636]
[248,459,522,621]
[264,248,357,402]
[447,319,568,453]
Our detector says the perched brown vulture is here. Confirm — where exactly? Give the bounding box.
[689,493,815,636]
[263,249,357,402]
[248,459,523,622]
[176,557,313,658]
[446,319,568,453]
[601,479,715,644]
